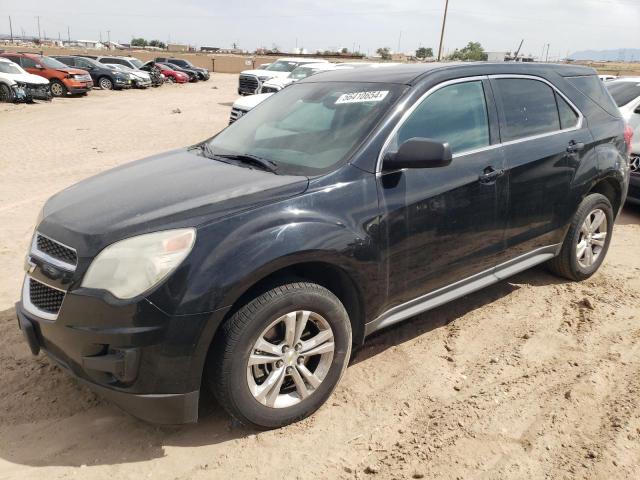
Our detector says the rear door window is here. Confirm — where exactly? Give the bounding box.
[20,57,38,68]
[394,80,491,155]
[494,78,561,141]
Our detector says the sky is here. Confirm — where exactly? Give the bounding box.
[2,0,639,60]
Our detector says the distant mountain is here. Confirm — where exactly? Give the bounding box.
[569,49,640,62]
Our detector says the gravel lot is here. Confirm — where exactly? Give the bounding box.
[1,75,639,480]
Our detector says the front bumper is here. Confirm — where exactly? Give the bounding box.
[66,80,93,94]
[15,271,224,424]
[17,307,199,423]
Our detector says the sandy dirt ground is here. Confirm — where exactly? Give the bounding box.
[1,75,639,480]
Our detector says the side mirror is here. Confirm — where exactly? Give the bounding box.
[383,138,452,170]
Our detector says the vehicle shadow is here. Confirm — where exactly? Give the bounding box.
[0,266,569,469]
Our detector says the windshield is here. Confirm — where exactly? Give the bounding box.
[265,60,298,72]
[0,62,22,74]
[39,56,68,69]
[129,58,143,68]
[208,82,406,175]
[606,82,640,107]
[289,66,319,80]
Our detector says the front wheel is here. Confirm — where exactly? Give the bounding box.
[0,83,13,103]
[208,281,352,429]
[547,193,614,281]
[49,80,67,97]
[98,77,114,90]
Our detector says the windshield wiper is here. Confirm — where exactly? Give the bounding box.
[216,153,279,173]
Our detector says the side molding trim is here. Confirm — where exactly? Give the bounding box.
[364,244,561,336]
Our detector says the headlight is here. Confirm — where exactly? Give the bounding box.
[81,229,196,299]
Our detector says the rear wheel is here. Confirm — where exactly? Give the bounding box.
[547,193,614,281]
[208,281,352,429]
[49,80,67,97]
[98,77,114,90]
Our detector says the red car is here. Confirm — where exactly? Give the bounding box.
[144,62,188,84]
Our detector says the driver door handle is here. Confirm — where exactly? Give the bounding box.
[566,140,585,154]
[479,166,504,184]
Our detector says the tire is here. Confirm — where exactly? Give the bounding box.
[547,193,614,281]
[49,80,67,97]
[98,77,114,90]
[208,281,352,429]
[0,83,13,103]
[167,76,176,84]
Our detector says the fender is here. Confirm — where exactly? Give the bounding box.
[146,165,382,317]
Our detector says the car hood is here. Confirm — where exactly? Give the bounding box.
[240,69,290,79]
[0,71,49,85]
[40,149,309,250]
[263,77,294,88]
[233,93,274,110]
[57,67,88,75]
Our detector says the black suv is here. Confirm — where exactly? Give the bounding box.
[52,56,132,90]
[16,63,630,429]
[155,57,210,80]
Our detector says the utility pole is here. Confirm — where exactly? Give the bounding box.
[397,30,402,53]
[8,16,13,43]
[437,0,450,61]
[545,43,550,62]
[107,30,111,45]
[99,31,102,43]
[35,16,41,41]
[67,26,71,44]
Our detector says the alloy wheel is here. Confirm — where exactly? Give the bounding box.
[99,78,113,90]
[576,208,607,268]
[50,82,64,96]
[246,310,335,408]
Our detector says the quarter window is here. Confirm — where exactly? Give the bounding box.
[556,93,579,129]
[495,78,561,141]
[395,81,490,155]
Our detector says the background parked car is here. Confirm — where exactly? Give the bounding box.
[52,56,132,90]
[0,57,50,102]
[107,64,152,88]
[138,61,165,87]
[156,62,199,82]
[238,57,328,95]
[606,78,640,204]
[259,62,348,93]
[155,57,209,80]
[0,52,92,97]
[145,61,188,83]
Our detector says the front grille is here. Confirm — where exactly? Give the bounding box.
[35,234,77,267]
[260,86,279,94]
[29,278,65,315]
[239,74,259,94]
[630,154,639,174]
[229,107,248,124]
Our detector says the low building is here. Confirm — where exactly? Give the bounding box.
[167,43,190,53]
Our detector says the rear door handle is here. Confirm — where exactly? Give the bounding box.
[479,167,504,184]
[566,141,585,154]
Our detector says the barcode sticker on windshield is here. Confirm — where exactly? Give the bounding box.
[335,90,389,104]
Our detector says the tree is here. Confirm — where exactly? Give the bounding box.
[341,47,349,54]
[415,47,434,59]
[376,47,391,60]
[131,37,148,47]
[448,41,488,61]
[148,39,166,49]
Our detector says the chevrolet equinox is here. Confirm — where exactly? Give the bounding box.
[17,63,631,429]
